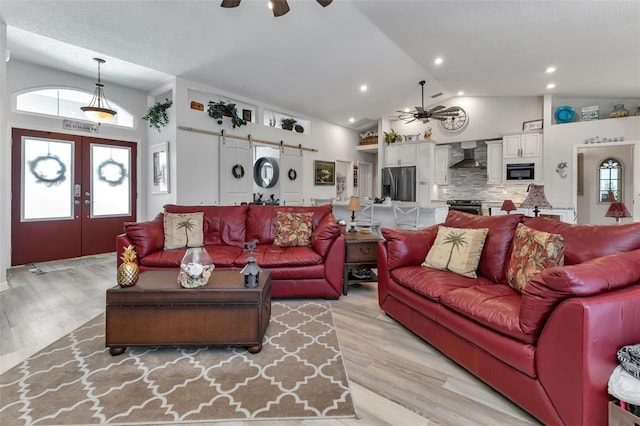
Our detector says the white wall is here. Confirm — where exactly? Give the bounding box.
[0,22,8,291]
[169,77,361,212]
[577,144,634,225]
[3,60,148,274]
[543,95,640,208]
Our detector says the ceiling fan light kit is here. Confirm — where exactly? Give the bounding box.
[221,0,332,17]
[397,80,461,125]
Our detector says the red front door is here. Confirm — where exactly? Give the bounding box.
[11,128,137,265]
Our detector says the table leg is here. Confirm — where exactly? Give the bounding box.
[343,264,349,295]
[109,347,126,356]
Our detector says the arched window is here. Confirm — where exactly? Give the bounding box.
[15,88,135,128]
[598,158,622,202]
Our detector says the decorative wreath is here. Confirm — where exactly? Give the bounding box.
[29,155,67,186]
[97,158,127,186]
[232,164,245,179]
[288,168,297,181]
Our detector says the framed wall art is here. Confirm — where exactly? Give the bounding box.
[523,119,543,132]
[314,160,335,186]
[151,142,169,194]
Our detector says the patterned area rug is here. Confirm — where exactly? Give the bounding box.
[0,301,356,425]
[28,253,116,274]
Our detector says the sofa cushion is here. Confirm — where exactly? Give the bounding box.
[520,248,640,335]
[392,265,494,303]
[273,212,313,247]
[246,205,332,245]
[124,213,164,258]
[234,245,323,268]
[444,210,522,283]
[523,217,640,265]
[423,226,488,278]
[140,245,242,268]
[163,212,204,249]
[382,226,439,270]
[164,204,248,247]
[439,285,536,345]
[507,223,564,292]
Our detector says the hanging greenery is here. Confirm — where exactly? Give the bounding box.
[142,98,173,132]
[207,100,247,128]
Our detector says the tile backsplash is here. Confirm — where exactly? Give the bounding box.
[436,142,530,202]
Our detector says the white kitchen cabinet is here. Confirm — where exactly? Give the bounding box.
[503,132,542,159]
[434,145,450,185]
[485,140,503,184]
[385,142,417,167]
[417,143,433,181]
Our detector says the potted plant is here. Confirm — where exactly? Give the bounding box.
[207,100,247,128]
[384,129,403,145]
[142,98,172,132]
[281,117,297,131]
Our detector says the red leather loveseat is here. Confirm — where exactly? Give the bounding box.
[116,204,345,299]
[378,210,640,425]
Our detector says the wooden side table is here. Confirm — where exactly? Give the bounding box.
[343,231,381,295]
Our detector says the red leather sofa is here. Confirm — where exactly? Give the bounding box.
[116,204,345,299]
[378,210,640,425]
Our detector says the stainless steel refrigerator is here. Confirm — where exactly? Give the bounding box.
[381,166,416,201]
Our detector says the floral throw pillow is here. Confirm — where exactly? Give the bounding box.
[273,212,313,247]
[164,212,204,250]
[423,226,489,278]
[507,223,565,292]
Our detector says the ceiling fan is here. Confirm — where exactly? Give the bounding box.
[221,0,332,17]
[397,80,460,124]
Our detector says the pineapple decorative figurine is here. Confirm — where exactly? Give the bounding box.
[117,245,139,287]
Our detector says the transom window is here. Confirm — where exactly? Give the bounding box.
[15,88,134,128]
[599,158,622,202]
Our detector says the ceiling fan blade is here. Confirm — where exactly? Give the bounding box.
[316,0,333,6]
[441,106,460,113]
[271,0,290,17]
[415,106,424,113]
[430,116,448,121]
[221,0,241,8]
[428,105,446,113]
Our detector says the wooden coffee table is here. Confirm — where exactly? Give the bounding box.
[106,270,271,355]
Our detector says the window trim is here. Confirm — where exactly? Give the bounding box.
[13,86,136,129]
[597,157,623,204]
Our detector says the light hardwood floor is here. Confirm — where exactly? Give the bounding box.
[1,258,541,425]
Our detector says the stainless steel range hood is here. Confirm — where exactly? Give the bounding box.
[449,141,486,169]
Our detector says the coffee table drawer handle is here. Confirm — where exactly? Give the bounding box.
[359,246,371,254]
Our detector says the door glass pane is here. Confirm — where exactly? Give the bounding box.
[22,137,74,221]
[91,144,131,217]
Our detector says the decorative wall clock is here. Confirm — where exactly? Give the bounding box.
[438,107,468,133]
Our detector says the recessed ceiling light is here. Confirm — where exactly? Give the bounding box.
[267,1,273,10]
[360,84,368,92]
[349,117,355,123]
[546,83,556,89]
[457,91,464,96]
[546,66,556,73]
[434,57,443,65]
[404,108,410,113]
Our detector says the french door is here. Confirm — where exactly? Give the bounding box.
[11,128,137,265]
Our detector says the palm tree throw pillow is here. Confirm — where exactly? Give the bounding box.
[163,212,204,250]
[422,226,489,278]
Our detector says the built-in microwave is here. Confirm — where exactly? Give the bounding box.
[506,162,535,180]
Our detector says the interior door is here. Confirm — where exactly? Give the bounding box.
[11,128,137,265]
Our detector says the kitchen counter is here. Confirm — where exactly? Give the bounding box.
[332,202,448,231]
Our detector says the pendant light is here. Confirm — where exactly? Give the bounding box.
[81,58,117,124]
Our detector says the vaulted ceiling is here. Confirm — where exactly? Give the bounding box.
[2,1,639,129]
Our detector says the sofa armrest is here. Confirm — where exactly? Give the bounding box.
[324,234,346,296]
[380,225,439,270]
[311,214,342,257]
[520,248,640,335]
[536,285,640,426]
[116,233,138,268]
